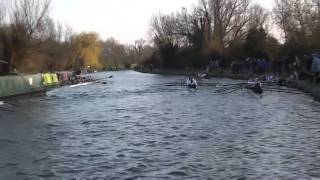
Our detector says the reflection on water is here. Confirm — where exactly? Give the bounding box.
[1,70,320,179]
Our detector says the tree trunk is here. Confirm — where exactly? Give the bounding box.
[1,47,12,74]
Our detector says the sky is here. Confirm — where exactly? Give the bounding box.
[51,0,274,44]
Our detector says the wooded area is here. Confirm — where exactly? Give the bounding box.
[146,0,320,70]
[0,0,148,74]
[0,0,319,74]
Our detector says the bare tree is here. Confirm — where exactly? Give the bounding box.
[10,0,51,38]
[150,13,182,48]
[0,0,52,71]
[273,0,319,40]
[133,39,146,63]
[174,7,212,48]
[205,0,251,45]
[150,13,183,67]
[63,25,74,42]
[248,4,270,30]
[134,39,146,55]
[0,0,6,25]
[273,0,291,40]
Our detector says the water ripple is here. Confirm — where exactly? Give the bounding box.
[1,71,320,179]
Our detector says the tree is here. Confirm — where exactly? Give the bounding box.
[273,0,319,41]
[0,1,6,25]
[266,36,280,62]
[248,4,270,30]
[101,38,129,69]
[207,0,252,46]
[150,14,181,68]
[133,39,146,63]
[0,0,51,73]
[67,32,103,70]
[244,27,268,59]
[174,7,212,49]
[273,0,320,58]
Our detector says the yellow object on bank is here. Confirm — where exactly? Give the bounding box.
[42,73,59,86]
[52,74,59,84]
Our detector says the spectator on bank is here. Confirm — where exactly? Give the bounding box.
[215,60,220,71]
[149,64,153,72]
[208,60,214,72]
[304,55,313,72]
[250,58,257,73]
[231,60,240,74]
[284,57,291,73]
[311,54,320,83]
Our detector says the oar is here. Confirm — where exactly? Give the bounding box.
[212,84,245,93]
[263,87,301,92]
[222,87,244,94]
[94,81,108,85]
[263,87,297,91]
[212,86,244,94]
[200,82,246,87]
[94,75,114,81]
[0,106,14,112]
[264,89,305,95]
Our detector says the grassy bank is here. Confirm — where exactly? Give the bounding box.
[136,68,320,101]
[291,81,320,101]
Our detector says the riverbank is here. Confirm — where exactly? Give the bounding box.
[0,74,45,99]
[136,68,320,101]
[291,80,320,101]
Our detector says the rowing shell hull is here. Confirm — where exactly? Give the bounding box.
[70,82,93,88]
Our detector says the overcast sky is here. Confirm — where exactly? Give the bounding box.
[51,0,274,44]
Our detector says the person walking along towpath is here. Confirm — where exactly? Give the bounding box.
[311,54,320,83]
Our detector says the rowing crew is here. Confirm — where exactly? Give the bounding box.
[247,78,263,94]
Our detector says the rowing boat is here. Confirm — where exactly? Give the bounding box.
[246,82,263,94]
[70,82,93,88]
[187,84,197,89]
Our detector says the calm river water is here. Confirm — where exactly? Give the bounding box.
[1,71,320,179]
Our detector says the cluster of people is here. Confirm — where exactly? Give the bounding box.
[278,54,320,83]
[249,58,271,75]
[57,72,95,86]
[229,58,271,75]
[207,59,221,73]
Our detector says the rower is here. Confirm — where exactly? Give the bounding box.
[253,82,263,94]
[186,76,198,89]
[247,78,263,94]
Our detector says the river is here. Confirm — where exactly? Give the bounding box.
[1,70,320,179]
